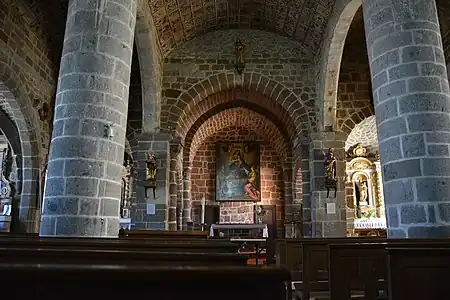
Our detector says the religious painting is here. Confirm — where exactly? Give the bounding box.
[216,142,261,201]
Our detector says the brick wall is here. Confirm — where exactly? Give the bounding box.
[189,128,285,235]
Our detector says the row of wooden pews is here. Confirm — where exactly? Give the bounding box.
[0,230,291,300]
[277,238,450,300]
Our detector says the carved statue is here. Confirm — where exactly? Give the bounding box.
[234,38,246,74]
[323,148,337,198]
[146,152,157,181]
[120,158,133,218]
[0,147,13,216]
[144,151,157,199]
[358,181,368,204]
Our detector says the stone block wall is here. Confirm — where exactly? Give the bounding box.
[131,133,171,230]
[307,131,347,237]
[0,0,56,150]
[190,128,285,235]
[0,0,57,232]
[161,29,318,133]
[127,48,143,132]
[337,60,374,134]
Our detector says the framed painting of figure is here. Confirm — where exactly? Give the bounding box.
[215,142,261,201]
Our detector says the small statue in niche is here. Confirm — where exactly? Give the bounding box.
[146,152,157,180]
[144,151,157,199]
[323,148,337,198]
[358,181,368,205]
[234,38,246,74]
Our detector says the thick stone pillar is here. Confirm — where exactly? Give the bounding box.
[363,0,450,237]
[308,132,347,237]
[40,0,137,237]
[131,133,170,230]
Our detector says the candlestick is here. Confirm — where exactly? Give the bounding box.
[201,195,206,225]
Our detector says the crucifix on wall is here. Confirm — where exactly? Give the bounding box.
[234,38,246,74]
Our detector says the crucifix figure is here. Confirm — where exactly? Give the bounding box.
[234,38,246,74]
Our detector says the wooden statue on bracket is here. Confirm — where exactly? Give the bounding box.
[141,151,157,199]
[323,148,337,198]
[234,38,246,74]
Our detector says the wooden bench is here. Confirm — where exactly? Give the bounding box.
[0,246,249,266]
[387,242,450,299]
[277,238,386,299]
[0,236,240,253]
[329,239,450,300]
[120,229,209,239]
[329,242,388,300]
[0,264,291,300]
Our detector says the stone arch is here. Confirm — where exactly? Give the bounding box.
[345,116,378,153]
[135,0,161,132]
[188,125,286,233]
[319,0,362,130]
[185,107,290,164]
[0,64,41,232]
[164,72,310,140]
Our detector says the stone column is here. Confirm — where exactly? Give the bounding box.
[182,165,192,229]
[308,132,347,237]
[363,0,450,237]
[131,133,170,230]
[40,0,137,237]
[168,140,182,230]
[282,163,293,238]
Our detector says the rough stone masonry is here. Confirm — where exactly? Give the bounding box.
[363,0,450,237]
[40,0,137,237]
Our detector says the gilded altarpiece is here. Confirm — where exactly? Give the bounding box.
[345,144,386,237]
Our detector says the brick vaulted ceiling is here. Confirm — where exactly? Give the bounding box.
[148,0,335,56]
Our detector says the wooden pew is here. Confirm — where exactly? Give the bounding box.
[278,238,386,299]
[329,239,450,300]
[387,243,450,300]
[120,229,209,239]
[0,264,291,300]
[0,236,239,253]
[0,247,249,266]
[329,242,388,300]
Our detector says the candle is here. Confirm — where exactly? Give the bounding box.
[201,195,206,224]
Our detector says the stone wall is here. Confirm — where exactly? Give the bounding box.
[0,0,56,153]
[337,54,374,134]
[0,0,57,232]
[190,128,285,235]
[161,29,318,134]
[127,48,143,133]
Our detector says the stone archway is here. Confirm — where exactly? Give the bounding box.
[185,107,291,164]
[179,95,296,235]
[318,0,362,130]
[0,68,41,233]
[163,73,310,141]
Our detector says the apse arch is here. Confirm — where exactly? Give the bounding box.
[184,107,291,165]
[318,0,362,130]
[0,64,41,232]
[164,73,310,140]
